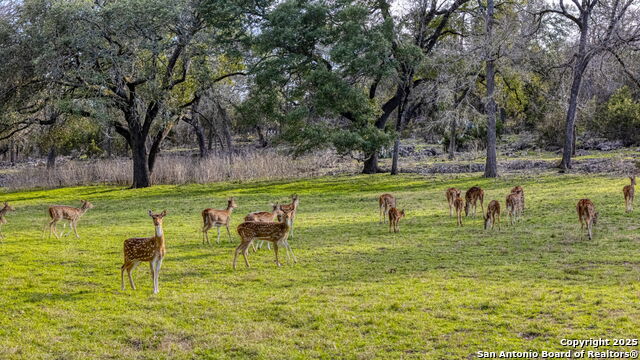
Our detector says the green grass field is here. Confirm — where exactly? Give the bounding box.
[1,174,639,359]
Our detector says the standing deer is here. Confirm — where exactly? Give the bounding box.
[511,185,525,214]
[202,197,237,244]
[379,194,396,223]
[234,211,296,269]
[454,193,464,227]
[484,200,501,230]
[0,202,16,240]
[47,200,94,239]
[464,186,484,217]
[623,176,635,212]
[121,210,167,294]
[246,203,283,251]
[445,188,461,217]
[577,199,598,240]
[279,194,299,237]
[505,193,521,225]
[388,208,405,233]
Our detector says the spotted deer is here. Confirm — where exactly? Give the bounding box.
[245,203,284,251]
[464,186,484,217]
[446,188,461,217]
[379,194,396,223]
[47,200,94,239]
[454,193,464,227]
[511,185,525,214]
[484,200,501,230]
[623,176,635,212]
[577,199,598,240]
[0,202,16,240]
[202,197,237,244]
[279,194,299,237]
[505,193,521,225]
[234,211,296,269]
[121,210,167,294]
[388,208,405,233]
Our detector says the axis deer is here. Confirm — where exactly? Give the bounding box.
[121,210,167,294]
[245,203,284,251]
[623,176,635,212]
[484,200,501,230]
[464,186,484,217]
[511,185,525,214]
[388,208,405,233]
[234,211,296,269]
[202,197,237,244]
[505,193,521,225]
[454,193,464,227]
[577,199,598,240]
[47,200,94,239]
[445,188,461,217]
[0,202,16,240]
[279,194,299,237]
[379,194,396,223]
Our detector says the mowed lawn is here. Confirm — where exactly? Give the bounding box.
[0,174,639,359]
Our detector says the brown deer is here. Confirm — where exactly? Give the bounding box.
[577,199,598,240]
[454,193,464,227]
[445,188,461,217]
[505,193,521,225]
[246,203,283,222]
[47,200,94,239]
[511,185,525,214]
[484,200,501,230]
[121,210,167,294]
[378,194,396,223]
[464,186,484,217]
[234,211,296,269]
[202,197,237,244]
[0,202,16,240]
[388,208,405,233]
[623,176,635,212]
[279,194,299,237]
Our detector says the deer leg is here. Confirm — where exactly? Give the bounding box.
[226,224,232,242]
[379,206,383,224]
[128,262,139,290]
[121,262,131,290]
[202,224,210,245]
[273,242,281,267]
[71,221,80,238]
[285,241,297,263]
[588,221,593,240]
[233,243,242,270]
[216,226,221,243]
[290,221,295,238]
[153,258,163,294]
[242,242,251,268]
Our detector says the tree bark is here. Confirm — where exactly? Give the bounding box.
[483,0,498,178]
[47,145,57,169]
[131,135,151,188]
[363,153,381,174]
[448,119,456,160]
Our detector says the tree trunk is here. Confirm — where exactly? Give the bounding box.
[483,0,498,178]
[448,119,456,160]
[47,146,57,169]
[390,139,401,175]
[131,136,151,188]
[363,153,381,174]
[10,140,16,166]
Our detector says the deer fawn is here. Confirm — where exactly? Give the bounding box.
[121,210,167,294]
[0,202,16,240]
[623,176,635,212]
[464,186,484,217]
[510,185,525,214]
[47,200,94,239]
[279,194,299,237]
[577,199,598,240]
[379,194,396,223]
[202,197,237,244]
[234,211,296,269]
[446,188,461,217]
[484,200,501,230]
[454,193,464,226]
[388,208,405,233]
[505,193,522,225]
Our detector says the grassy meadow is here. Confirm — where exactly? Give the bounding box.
[0,174,639,359]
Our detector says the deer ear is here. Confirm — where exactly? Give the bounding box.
[161,210,168,216]
[148,210,154,217]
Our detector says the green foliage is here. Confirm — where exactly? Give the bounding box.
[0,174,639,358]
[591,86,640,145]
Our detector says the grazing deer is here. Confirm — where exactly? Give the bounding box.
[234,211,296,269]
[623,176,635,212]
[379,194,396,223]
[505,193,521,225]
[577,199,598,240]
[388,208,405,233]
[202,197,237,244]
[121,210,167,294]
[446,188,461,217]
[0,202,16,240]
[464,186,484,217]
[484,200,501,230]
[454,193,464,227]
[279,194,299,237]
[511,185,525,214]
[47,200,94,239]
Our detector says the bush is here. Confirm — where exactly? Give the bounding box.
[592,87,640,146]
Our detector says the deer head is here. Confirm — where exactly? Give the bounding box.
[3,202,15,212]
[228,197,238,210]
[148,210,168,227]
[80,200,94,210]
